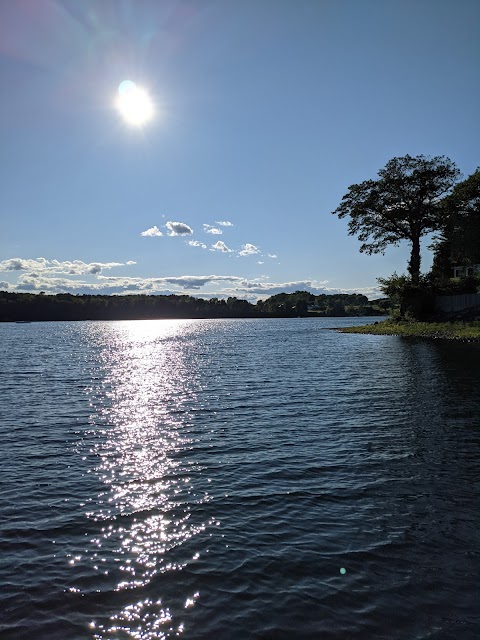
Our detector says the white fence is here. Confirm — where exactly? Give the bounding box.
[435,293,480,313]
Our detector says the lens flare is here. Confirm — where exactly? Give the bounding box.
[116,80,154,127]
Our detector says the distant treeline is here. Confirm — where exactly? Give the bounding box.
[258,291,388,317]
[0,290,389,322]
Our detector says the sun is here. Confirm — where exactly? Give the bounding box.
[116,80,154,127]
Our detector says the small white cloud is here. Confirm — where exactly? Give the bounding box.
[141,226,163,237]
[203,224,222,235]
[239,243,260,256]
[211,241,233,253]
[267,254,277,259]
[188,240,207,249]
[215,220,234,227]
[257,261,264,265]
[165,221,193,236]
[126,261,137,265]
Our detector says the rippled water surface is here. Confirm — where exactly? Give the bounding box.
[1,318,479,640]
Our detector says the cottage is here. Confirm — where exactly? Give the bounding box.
[452,264,480,278]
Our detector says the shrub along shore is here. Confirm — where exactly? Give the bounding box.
[338,319,480,341]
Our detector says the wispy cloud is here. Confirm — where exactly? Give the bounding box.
[225,279,382,299]
[140,225,163,237]
[203,224,222,235]
[0,258,135,275]
[211,241,233,253]
[233,279,330,295]
[165,221,193,236]
[1,256,381,301]
[267,254,278,259]
[158,274,242,289]
[188,240,207,249]
[0,258,49,271]
[6,265,382,301]
[239,243,260,256]
[215,220,234,227]
[13,273,245,295]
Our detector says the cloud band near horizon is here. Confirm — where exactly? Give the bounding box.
[0,258,381,300]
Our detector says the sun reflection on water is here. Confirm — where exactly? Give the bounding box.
[78,320,212,638]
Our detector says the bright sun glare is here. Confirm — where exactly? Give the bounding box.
[116,80,154,127]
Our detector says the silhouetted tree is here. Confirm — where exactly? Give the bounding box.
[332,155,460,284]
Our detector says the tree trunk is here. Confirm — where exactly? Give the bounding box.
[409,234,421,284]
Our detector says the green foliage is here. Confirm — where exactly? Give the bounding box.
[332,155,460,283]
[377,272,411,301]
[257,290,314,317]
[377,272,435,320]
[429,273,480,296]
[340,320,480,340]
[431,168,480,278]
[257,291,384,317]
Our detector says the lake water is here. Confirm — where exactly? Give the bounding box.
[1,318,479,640]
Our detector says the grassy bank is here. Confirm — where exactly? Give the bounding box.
[339,320,480,341]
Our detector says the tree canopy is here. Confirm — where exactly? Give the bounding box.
[332,155,461,283]
[434,168,480,269]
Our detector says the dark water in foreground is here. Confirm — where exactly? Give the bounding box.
[0,318,479,640]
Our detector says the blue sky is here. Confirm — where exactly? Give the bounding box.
[1,0,478,300]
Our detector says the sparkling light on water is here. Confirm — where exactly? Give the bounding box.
[79,321,212,638]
